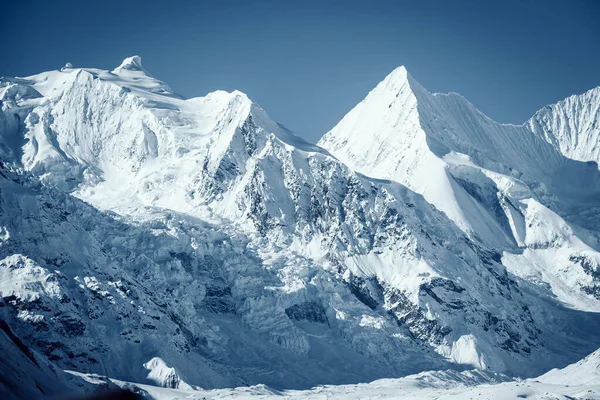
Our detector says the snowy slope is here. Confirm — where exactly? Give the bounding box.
[539,347,600,385]
[71,348,600,399]
[1,57,600,392]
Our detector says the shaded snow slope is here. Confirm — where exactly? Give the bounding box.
[1,57,600,391]
[72,349,600,399]
[0,319,95,399]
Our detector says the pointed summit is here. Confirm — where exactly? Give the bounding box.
[381,65,409,84]
[112,55,146,74]
[371,65,427,100]
[318,65,425,163]
[109,55,182,97]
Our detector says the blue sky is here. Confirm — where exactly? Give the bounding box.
[2,0,599,142]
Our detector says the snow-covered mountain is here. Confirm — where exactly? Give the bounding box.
[319,65,600,309]
[1,57,600,396]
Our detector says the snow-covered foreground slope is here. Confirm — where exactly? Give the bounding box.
[1,57,600,394]
[72,348,600,399]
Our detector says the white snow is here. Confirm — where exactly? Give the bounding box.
[528,86,600,165]
[143,357,194,390]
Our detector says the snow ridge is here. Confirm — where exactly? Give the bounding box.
[113,55,145,73]
[528,86,600,164]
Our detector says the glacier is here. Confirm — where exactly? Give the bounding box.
[0,56,599,398]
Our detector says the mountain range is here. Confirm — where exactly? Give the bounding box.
[1,56,599,398]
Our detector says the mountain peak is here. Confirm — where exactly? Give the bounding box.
[113,55,145,73]
[384,65,409,82]
[373,65,427,99]
[199,90,254,114]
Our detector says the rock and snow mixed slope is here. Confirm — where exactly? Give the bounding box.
[0,57,600,395]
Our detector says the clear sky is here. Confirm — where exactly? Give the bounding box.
[2,0,599,142]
